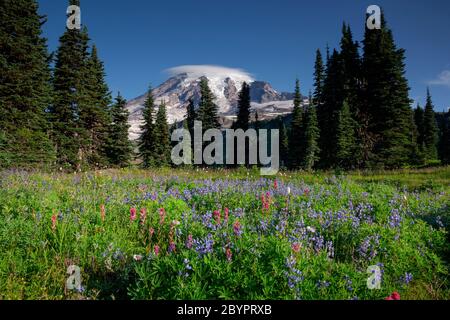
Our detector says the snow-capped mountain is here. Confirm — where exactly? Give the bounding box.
[126,65,299,140]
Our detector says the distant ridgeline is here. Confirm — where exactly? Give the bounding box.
[0,0,449,171]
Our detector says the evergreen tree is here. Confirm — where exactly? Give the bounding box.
[302,105,320,170]
[335,100,357,169]
[50,0,90,170]
[289,79,305,169]
[340,23,365,167]
[0,0,55,168]
[186,99,197,136]
[254,111,261,166]
[439,112,450,164]
[197,78,220,131]
[318,49,345,168]
[313,49,325,106]
[340,23,361,113]
[79,45,112,167]
[153,101,171,167]
[362,11,416,168]
[139,86,156,168]
[106,93,132,167]
[235,82,251,131]
[186,98,196,163]
[423,89,439,161]
[414,104,425,153]
[279,117,289,168]
[232,82,252,166]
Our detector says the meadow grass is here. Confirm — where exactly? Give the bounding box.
[0,167,448,300]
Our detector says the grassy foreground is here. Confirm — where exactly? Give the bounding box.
[0,167,449,300]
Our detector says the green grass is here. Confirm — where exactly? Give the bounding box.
[0,167,448,300]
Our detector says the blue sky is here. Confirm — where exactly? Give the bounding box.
[38,0,450,111]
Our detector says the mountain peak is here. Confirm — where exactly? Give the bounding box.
[126,66,297,140]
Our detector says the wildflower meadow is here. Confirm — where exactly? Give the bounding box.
[0,167,448,300]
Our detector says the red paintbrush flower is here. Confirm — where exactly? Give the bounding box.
[51,214,57,231]
[214,210,221,224]
[140,208,147,225]
[385,292,401,300]
[159,208,166,225]
[226,248,232,262]
[130,207,137,221]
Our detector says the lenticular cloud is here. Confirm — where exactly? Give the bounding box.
[166,65,254,83]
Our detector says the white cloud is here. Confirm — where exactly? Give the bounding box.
[165,65,254,83]
[429,70,450,87]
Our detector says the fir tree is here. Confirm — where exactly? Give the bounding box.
[362,11,416,168]
[335,100,357,169]
[313,49,325,106]
[186,99,197,136]
[106,93,132,167]
[50,0,90,170]
[0,0,55,168]
[318,49,345,168]
[423,89,439,161]
[279,117,289,169]
[79,45,112,167]
[235,82,251,131]
[414,104,425,153]
[186,98,196,163]
[302,105,320,170]
[138,86,156,168]
[439,112,450,164]
[289,79,305,169]
[197,78,220,131]
[153,101,171,167]
[232,82,252,166]
[340,23,365,167]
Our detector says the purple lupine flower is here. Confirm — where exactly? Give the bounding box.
[401,272,413,285]
[284,255,304,299]
[389,209,402,228]
[193,234,214,257]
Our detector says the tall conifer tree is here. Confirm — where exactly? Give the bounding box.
[153,101,171,167]
[302,105,320,170]
[423,89,438,161]
[289,79,304,169]
[139,86,156,168]
[80,45,111,167]
[106,93,132,167]
[362,11,416,168]
[50,0,90,170]
[0,0,55,168]
[197,78,220,131]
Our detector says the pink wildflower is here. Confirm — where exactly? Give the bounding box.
[130,207,137,221]
[292,243,301,253]
[51,214,57,231]
[159,208,166,225]
[214,210,221,224]
[226,248,232,262]
[385,292,401,300]
[140,208,147,225]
